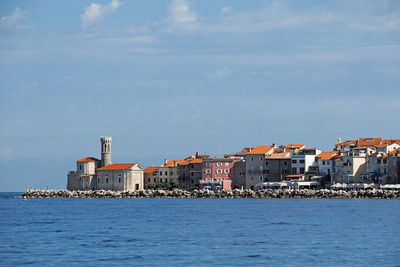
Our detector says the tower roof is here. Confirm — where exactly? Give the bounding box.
[77,157,100,162]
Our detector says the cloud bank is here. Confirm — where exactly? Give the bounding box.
[81,0,122,30]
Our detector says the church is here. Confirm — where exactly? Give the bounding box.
[67,137,144,191]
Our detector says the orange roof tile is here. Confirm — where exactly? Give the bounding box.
[317,151,338,161]
[77,157,100,162]
[97,163,136,171]
[286,174,304,178]
[144,167,158,174]
[335,140,357,146]
[285,144,305,149]
[246,145,275,155]
[357,138,383,147]
[162,159,186,167]
[266,152,291,159]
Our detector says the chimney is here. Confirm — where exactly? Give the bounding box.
[173,160,177,167]
[164,159,168,165]
[272,143,276,148]
[195,152,199,158]
[337,137,342,144]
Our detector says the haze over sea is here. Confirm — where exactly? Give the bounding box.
[0,193,399,266]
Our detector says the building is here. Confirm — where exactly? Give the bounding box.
[158,159,184,185]
[316,151,339,177]
[67,136,144,191]
[96,163,144,191]
[264,151,292,182]
[200,158,235,190]
[144,167,158,188]
[67,157,101,191]
[178,153,210,190]
[245,145,275,189]
[291,148,321,180]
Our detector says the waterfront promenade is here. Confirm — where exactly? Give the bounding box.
[20,188,400,199]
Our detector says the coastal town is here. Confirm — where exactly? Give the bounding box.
[65,136,400,193]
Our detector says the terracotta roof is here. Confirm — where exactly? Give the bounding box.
[389,149,400,155]
[97,163,136,171]
[77,157,100,162]
[162,159,186,167]
[144,167,158,174]
[285,144,305,149]
[286,174,304,178]
[317,151,338,160]
[357,138,382,147]
[266,152,291,159]
[246,145,275,155]
[203,158,233,162]
[178,158,203,166]
[335,140,357,146]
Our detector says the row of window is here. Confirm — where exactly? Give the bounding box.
[98,177,122,184]
[250,176,265,181]
[205,162,230,167]
[292,159,305,164]
[159,171,177,176]
[205,169,230,174]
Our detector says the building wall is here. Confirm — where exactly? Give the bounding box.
[265,159,291,182]
[67,173,81,191]
[97,168,144,191]
[179,163,202,190]
[76,161,98,175]
[158,166,179,184]
[144,171,158,188]
[318,160,333,176]
[245,154,266,189]
[232,161,246,189]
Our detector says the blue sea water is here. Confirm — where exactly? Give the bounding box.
[0,193,399,266]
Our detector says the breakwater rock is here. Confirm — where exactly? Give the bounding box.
[19,188,400,199]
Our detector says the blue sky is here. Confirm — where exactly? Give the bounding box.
[0,0,399,191]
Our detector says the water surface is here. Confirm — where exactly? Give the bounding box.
[0,193,399,266]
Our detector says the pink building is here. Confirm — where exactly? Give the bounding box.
[200,158,234,190]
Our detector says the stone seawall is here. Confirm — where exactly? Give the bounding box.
[19,188,400,199]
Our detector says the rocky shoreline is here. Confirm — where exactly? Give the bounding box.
[19,188,400,199]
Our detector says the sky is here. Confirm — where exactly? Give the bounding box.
[0,0,399,191]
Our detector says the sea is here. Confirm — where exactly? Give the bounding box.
[0,192,399,266]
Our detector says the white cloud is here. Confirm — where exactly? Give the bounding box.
[81,0,122,30]
[0,7,26,28]
[167,0,197,24]
[207,67,232,79]
[220,6,233,15]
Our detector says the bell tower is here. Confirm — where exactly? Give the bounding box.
[100,136,112,167]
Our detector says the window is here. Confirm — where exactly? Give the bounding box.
[292,168,297,174]
[300,167,305,173]
[154,178,156,182]
[206,169,211,174]
[97,178,100,183]
[217,162,222,166]
[383,159,387,164]
[106,178,109,183]
[323,161,326,165]
[265,162,269,166]
[135,184,139,190]
[118,178,121,183]
[292,160,297,164]
[170,171,173,175]
[384,168,387,174]
[251,157,254,162]
[191,179,194,184]
[224,169,230,174]
[148,178,150,182]
[217,169,222,174]
[259,176,263,181]
[260,157,263,161]
[191,172,194,177]
[284,162,287,165]
[300,160,305,164]
[79,165,82,170]
[250,166,254,170]
[225,162,229,166]
[282,169,287,174]
[377,159,381,164]
[206,162,211,166]
[165,171,168,176]
[159,171,162,176]
[251,176,254,180]
[191,165,194,169]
